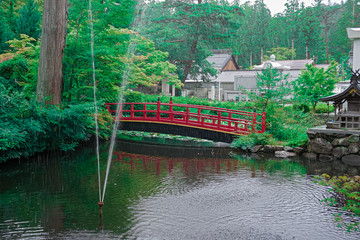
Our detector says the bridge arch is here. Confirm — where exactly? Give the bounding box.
[105,100,266,143]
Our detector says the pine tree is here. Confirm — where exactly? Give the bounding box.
[0,8,14,52]
[16,0,41,39]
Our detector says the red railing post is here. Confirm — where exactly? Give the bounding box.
[169,97,173,121]
[218,111,221,129]
[261,112,266,133]
[251,108,257,133]
[198,108,201,123]
[156,97,160,120]
[143,104,146,119]
[130,103,134,118]
[228,113,232,127]
[186,107,189,123]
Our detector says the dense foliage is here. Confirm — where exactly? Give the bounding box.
[0,83,112,162]
[293,61,340,110]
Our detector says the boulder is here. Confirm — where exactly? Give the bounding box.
[347,134,360,143]
[275,145,284,151]
[284,146,293,152]
[342,155,360,167]
[332,147,349,158]
[275,151,297,158]
[264,145,276,153]
[308,138,333,154]
[251,145,263,153]
[293,147,305,154]
[302,152,317,160]
[332,138,349,147]
[332,160,348,172]
[348,167,359,176]
[319,154,335,162]
[348,143,359,154]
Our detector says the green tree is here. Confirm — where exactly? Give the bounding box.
[253,66,290,111]
[264,47,296,61]
[0,8,14,52]
[284,0,303,57]
[292,61,339,111]
[329,0,360,62]
[140,0,242,82]
[16,0,41,39]
[298,7,323,61]
[234,1,271,68]
[0,34,39,94]
[313,0,339,64]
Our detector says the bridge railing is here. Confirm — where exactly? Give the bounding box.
[105,99,266,135]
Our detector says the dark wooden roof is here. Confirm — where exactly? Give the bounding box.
[320,71,360,102]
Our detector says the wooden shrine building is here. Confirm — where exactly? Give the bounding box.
[320,70,360,129]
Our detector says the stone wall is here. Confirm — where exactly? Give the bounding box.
[306,127,360,167]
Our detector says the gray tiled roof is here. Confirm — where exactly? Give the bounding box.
[206,54,232,70]
[277,59,314,69]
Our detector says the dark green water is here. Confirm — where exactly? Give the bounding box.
[0,140,359,239]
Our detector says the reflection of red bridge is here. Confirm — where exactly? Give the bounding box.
[113,151,264,178]
[105,100,266,143]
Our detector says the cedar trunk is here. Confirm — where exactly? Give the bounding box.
[36,0,69,105]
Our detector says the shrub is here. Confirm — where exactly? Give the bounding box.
[315,103,334,114]
[231,132,272,150]
[0,83,112,162]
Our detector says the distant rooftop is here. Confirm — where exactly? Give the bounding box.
[207,54,233,70]
[277,59,314,70]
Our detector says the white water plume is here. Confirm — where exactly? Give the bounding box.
[101,0,148,203]
[88,0,102,202]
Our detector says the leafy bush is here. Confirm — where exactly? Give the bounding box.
[231,132,272,150]
[0,83,112,162]
[315,103,334,114]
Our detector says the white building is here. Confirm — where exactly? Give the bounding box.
[183,53,324,101]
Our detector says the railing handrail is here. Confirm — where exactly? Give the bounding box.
[104,101,266,135]
[105,102,262,116]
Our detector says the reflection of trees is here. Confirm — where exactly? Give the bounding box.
[0,144,311,236]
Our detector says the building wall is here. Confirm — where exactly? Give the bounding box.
[222,59,238,71]
[183,67,311,101]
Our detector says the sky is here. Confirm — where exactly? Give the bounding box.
[248,0,344,15]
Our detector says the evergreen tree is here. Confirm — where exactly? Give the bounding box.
[0,8,14,52]
[298,7,323,61]
[139,0,242,82]
[7,0,17,34]
[16,0,41,39]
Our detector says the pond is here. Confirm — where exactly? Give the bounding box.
[0,140,359,239]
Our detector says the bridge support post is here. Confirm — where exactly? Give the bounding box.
[261,112,266,133]
[169,97,173,121]
[156,97,160,120]
[252,108,257,133]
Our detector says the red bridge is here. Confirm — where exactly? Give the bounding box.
[105,99,266,143]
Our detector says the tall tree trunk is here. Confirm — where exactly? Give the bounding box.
[306,45,309,59]
[36,0,69,105]
[324,24,329,64]
[260,46,263,63]
[291,38,295,60]
[250,51,253,66]
[182,37,199,82]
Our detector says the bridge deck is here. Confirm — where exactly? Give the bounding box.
[105,100,266,139]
